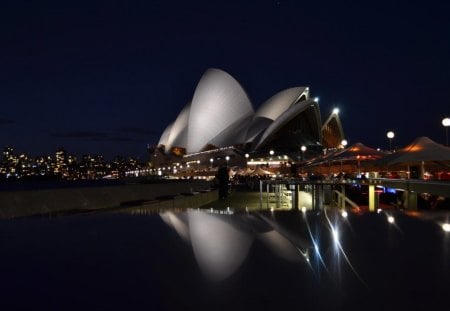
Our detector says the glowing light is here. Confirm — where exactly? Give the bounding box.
[269,150,274,156]
[341,139,348,147]
[331,227,339,242]
[332,107,339,114]
[387,131,395,139]
[442,223,450,232]
[341,210,348,218]
[442,118,450,127]
[387,216,395,223]
[244,153,249,159]
[301,206,307,213]
[377,208,382,214]
[314,97,320,102]
[300,145,307,152]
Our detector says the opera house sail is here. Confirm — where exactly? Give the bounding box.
[156,68,344,162]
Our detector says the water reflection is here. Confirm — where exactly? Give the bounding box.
[1,206,449,310]
[157,207,450,309]
[160,209,310,281]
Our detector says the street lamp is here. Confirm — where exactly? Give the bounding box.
[387,131,395,151]
[245,153,249,167]
[210,158,214,168]
[442,117,450,146]
[225,156,230,166]
[300,145,307,162]
[341,139,348,148]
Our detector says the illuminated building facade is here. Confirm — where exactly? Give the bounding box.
[157,68,345,164]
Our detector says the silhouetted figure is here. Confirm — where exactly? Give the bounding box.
[216,165,229,199]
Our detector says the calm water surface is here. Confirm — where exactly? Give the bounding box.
[0,208,449,310]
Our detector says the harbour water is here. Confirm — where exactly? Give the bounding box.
[0,207,449,310]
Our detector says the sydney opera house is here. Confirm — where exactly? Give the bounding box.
[155,68,345,167]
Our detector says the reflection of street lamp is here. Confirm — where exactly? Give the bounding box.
[210,158,214,168]
[225,156,230,166]
[387,131,395,151]
[442,117,450,146]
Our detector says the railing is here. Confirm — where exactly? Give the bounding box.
[258,177,450,211]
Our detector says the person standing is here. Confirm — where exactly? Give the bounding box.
[216,164,229,199]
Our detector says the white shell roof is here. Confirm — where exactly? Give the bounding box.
[165,103,191,151]
[245,87,309,143]
[158,122,173,147]
[187,68,254,153]
[253,99,321,150]
[254,87,308,120]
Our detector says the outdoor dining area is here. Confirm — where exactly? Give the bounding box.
[302,136,450,181]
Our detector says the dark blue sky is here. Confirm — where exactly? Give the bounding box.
[1,0,449,159]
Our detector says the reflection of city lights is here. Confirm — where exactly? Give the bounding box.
[341,210,348,218]
[387,216,395,223]
[442,223,450,232]
[331,227,339,242]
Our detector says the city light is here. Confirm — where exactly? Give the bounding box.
[300,145,306,162]
[442,117,450,146]
[386,131,395,151]
[387,216,395,223]
[341,210,348,218]
[332,107,339,114]
[331,226,339,242]
[442,223,450,232]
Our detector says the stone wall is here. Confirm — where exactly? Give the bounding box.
[0,181,217,219]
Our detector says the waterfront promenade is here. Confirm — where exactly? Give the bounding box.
[0,180,216,219]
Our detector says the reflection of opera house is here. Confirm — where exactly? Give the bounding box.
[155,68,345,169]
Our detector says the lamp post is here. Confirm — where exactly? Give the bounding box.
[300,145,307,161]
[300,145,307,174]
[210,158,214,168]
[245,153,249,167]
[268,150,274,168]
[387,131,395,152]
[442,118,450,146]
[341,139,348,148]
[225,156,230,167]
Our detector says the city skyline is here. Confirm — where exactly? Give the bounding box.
[1,1,449,158]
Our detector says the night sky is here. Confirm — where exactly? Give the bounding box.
[1,0,449,160]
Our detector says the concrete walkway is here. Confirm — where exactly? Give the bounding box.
[199,189,293,212]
